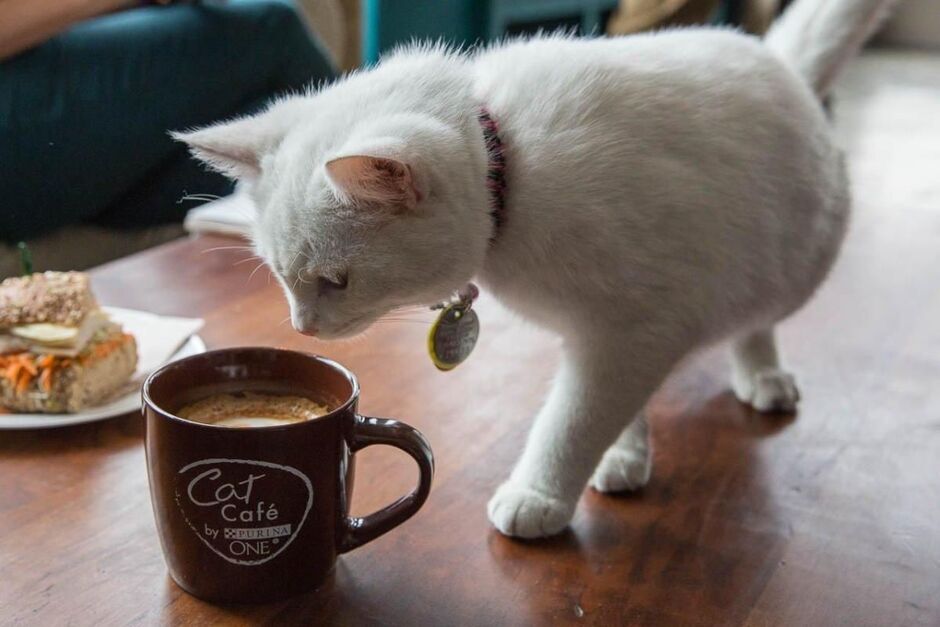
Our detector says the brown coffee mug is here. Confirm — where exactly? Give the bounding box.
[142,347,433,604]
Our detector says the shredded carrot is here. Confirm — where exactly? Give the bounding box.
[16,368,31,392]
[20,358,37,376]
[2,352,57,392]
[1,332,131,393]
[79,333,131,365]
[39,367,53,392]
[6,361,22,382]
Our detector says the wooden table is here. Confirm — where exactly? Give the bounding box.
[2,213,939,625]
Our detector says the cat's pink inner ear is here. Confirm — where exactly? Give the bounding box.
[325,155,422,210]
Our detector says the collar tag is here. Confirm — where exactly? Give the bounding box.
[428,284,480,371]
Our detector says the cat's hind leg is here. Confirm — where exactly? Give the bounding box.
[589,413,651,493]
[730,328,800,413]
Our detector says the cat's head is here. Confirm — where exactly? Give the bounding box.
[175,91,491,339]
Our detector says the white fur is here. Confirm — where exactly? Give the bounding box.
[177,0,894,538]
[765,0,901,96]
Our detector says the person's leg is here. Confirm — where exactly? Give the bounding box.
[90,93,272,229]
[93,0,336,229]
[0,0,334,242]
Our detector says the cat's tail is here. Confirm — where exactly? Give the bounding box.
[764,0,899,98]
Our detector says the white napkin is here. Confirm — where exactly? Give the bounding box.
[183,192,256,237]
[104,307,204,378]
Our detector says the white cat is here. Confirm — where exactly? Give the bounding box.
[176,0,897,538]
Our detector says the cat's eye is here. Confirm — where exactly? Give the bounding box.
[318,272,348,292]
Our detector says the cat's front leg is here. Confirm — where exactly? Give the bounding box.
[589,413,652,493]
[488,337,675,538]
[730,328,800,413]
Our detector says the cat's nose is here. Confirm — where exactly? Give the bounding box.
[293,321,319,337]
[290,309,319,336]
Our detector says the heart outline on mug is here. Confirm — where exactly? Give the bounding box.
[175,458,314,566]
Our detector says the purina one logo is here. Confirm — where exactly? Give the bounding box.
[175,459,314,566]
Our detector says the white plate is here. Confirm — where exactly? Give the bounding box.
[0,309,206,429]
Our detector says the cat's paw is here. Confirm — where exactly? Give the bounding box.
[487,482,574,539]
[733,368,800,413]
[590,446,651,493]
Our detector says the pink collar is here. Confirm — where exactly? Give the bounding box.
[477,107,507,242]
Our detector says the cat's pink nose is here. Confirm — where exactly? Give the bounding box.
[290,307,319,336]
[296,324,319,337]
[291,318,319,336]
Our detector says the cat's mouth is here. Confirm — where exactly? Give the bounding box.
[315,311,381,340]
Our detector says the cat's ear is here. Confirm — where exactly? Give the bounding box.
[172,101,300,180]
[325,151,423,211]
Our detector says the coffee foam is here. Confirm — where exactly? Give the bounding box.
[178,392,329,428]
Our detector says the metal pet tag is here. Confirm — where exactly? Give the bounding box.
[428,305,479,371]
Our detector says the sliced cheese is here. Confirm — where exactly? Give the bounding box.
[11,323,78,345]
[10,310,109,354]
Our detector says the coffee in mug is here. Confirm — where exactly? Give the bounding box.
[142,348,434,604]
[177,392,328,428]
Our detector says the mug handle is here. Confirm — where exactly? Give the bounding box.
[339,414,434,553]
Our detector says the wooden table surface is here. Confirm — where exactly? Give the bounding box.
[2,204,939,626]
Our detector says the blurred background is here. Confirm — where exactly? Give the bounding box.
[1,0,936,277]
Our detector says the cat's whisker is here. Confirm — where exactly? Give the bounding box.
[380,310,430,318]
[389,306,433,315]
[232,256,262,267]
[373,318,431,325]
[288,250,303,271]
[292,270,307,291]
[201,245,255,254]
[380,312,431,320]
[177,193,223,205]
[379,314,430,320]
[247,260,268,282]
